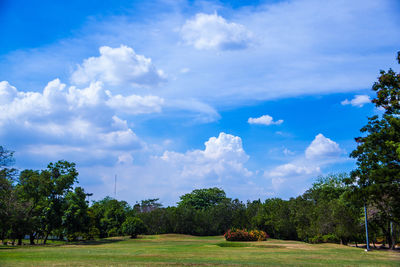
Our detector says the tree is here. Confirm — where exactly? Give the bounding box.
[17,170,49,244]
[90,197,131,237]
[40,160,79,244]
[134,198,162,213]
[0,146,17,244]
[122,217,147,238]
[178,188,227,209]
[62,187,90,241]
[349,51,400,249]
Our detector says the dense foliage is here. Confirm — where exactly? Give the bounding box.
[346,52,400,249]
[0,148,399,247]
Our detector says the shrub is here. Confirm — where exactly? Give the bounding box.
[322,234,339,243]
[122,217,147,238]
[249,230,269,241]
[107,227,119,237]
[224,229,268,242]
[309,234,323,244]
[85,227,100,240]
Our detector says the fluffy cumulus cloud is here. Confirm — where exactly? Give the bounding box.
[248,115,283,125]
[180,13,253,50]
[341,95,371,107]
[161,132,252,181]
[71,45,167,87]
[0,78,164,160]
[265,133,344,197]
[305,134,342,160]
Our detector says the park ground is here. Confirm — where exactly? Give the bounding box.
[0,234,399,266]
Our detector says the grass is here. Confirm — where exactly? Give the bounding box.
[0,234,399,266]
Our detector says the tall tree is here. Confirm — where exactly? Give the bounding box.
[40,160,79,244]
[0,146,17,244]
[349,52,400,249]
[62,187,90,241]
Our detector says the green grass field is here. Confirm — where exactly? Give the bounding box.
[0,234,399,266]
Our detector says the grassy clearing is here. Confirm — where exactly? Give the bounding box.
[0,234,399,266]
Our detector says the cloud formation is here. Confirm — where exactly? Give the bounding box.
[248,115,283,125]
[0,79,165,158]
[180,13,253,50]
[305,134,342,160]
[161,132,252,180]
[265,133,344,197]
[341,95,371,107]
[71,45,167,87]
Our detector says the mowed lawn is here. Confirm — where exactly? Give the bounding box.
[0,234,399,266]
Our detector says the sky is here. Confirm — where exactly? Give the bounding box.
[0,0,399,206]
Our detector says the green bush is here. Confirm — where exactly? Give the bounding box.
[107,227,119,237]
[122,217,147,238]
[309,234,323,244]
[322,234,340,243]
[85,227,100,240]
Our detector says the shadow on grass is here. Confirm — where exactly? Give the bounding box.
[216,242,284,249]
[68,237,128,246]
[0,246,16,250]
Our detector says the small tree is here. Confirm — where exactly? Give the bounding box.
[122,217,147,238]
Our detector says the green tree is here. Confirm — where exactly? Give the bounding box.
[134,198,162,213]
[122,217,147,238]
[62,187,90,241]
[178,188,227,209]
[349,52,400,249]
[90,197,131,237]
[41,160,79,244]
[0,146,17,244]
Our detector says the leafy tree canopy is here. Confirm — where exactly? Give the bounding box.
[178,188,227,210]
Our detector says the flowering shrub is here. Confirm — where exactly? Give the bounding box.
[224,229,268,241]
[249,229,269,241]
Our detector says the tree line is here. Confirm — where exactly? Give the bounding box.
[0,52,399,248]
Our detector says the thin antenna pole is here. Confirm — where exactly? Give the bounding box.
[114,174,117,198]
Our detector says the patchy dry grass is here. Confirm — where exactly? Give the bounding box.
[0,234,399,266]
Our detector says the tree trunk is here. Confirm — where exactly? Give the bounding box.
[387,223,394,250]
[1,232,5,245]
[389,221,396,250]
[29,233,35,245]
[43,233,49,245]
[17,236,22,246]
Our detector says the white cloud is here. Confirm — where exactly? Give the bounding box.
[161,132,252,180]
[166,99,220,123]
[106,93,164,115]
[305,133,342,160]
[248,115,283,125]
[0,81,18,105]
[341,94,371,107]
[269,163,320,178]
[71,45,167,87]
[265,133,343,196]
[100,129,139,148]
[0,79,165,154]
[180,13,253,50]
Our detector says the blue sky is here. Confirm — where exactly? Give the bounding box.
[0,0,399,205]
